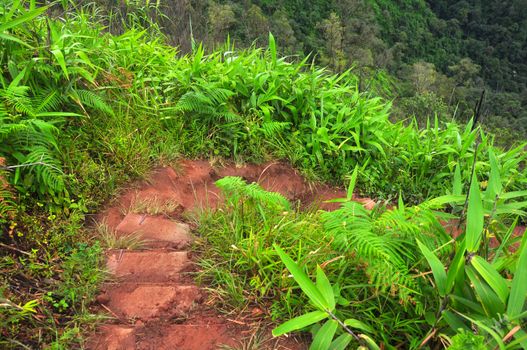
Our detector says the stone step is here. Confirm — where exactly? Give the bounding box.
[97,283,201,321]
[106,250,191,283]
[115,214,192,248]
[135,324,238,350]
[87,325,136,350]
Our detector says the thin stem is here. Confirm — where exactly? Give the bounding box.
[326,309,363,344]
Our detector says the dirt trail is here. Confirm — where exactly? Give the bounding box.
[87,160,376,350]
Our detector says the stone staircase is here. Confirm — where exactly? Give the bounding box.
[88,211,242,350]
[87,160,358,350]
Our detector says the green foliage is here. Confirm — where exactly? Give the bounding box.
[322,199,451,305]
[417,155,527,349]
[273,245,378,350]
[447,331,487,350]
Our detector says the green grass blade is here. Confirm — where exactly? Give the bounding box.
[272,311,327,337]
[274,245,328,310]
[328,334,352,350]
[470,256,509,304]
[466,173,484,252]
[358,334,381,350]
[453,164,462,196]
[0,5,48,32]
[316,266,335,311]
[417,239,447,296]
[347,165,359,201]
[344,319,373,333]
[466,266,505,317]
[446,240,466,294]
[309,319,338,350]
[507,235,527,318]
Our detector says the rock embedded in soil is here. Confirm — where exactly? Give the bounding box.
[106,250,191,282]
[100,284,201,320]
[115,214,192,248]
[87,325,136,350]
[136,324,239,350]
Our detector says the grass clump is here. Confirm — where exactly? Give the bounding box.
[196,175,527,348]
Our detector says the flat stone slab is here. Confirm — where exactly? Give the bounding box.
[136,324,238,350]
[100,284,201,320]
[87,325,135,350]
[106,251,191,282]
[115,214,192,248]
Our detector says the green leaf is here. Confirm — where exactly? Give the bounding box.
[417,239,447,296]
[446,240,466,294]
[492,218,519,265]
[310,319,338,350]
[358,334,380,350]
[507,235,527,318]
[466,266,505,317]
[344,319,373,333]
[328,334,352,350]
[0,5,48,32]
[453,164,462,196]
[470,256,509,304]
[442,310,469,332]
[347,165,359,201]
[35,112,83,118]
[316,266,335,311]
[0,32,31,47]
[485,148,502,199]
[51,48,69,79]
[272,311,327,337]
[456,311,506,350]
[501,190,527,200]
[466,173,484,252]
[274,245,328,310]
[268,32,277,66]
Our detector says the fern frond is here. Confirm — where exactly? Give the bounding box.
[260,121,290,137]
[0,170,16,221]
[0,85,34,116]
[33,89,64,113]
[216,176,290,211]
[24,146,65,195]
[70,89,114,116]
[321,200,439,305]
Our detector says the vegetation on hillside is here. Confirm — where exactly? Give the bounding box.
[0,1,526,349]
[88,0,527,142]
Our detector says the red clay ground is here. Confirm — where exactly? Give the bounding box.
[88,160,376,350]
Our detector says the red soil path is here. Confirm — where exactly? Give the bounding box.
[87,159,525,349]
[87,160,377,350]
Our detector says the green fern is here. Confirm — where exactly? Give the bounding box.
[321,200,449,306]
[0,170,16,223]
[69,89,114,116]
[0,90,66,198]
[175,82,236,122]
[260,121,290,137]
[215,176,290,211]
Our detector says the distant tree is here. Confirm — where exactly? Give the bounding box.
[208,1,236,44]
[449,57,481,87]
[409,61,438,94]
[245,4,270,44]
[270,9,301,55]
[318,12,346,71]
